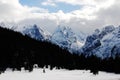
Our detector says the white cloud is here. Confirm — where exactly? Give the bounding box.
[56,0,95,6]
[0,0,120,34]
[41,0,56,7]
[55,0,114,8]
[0,0,26,22]
[26,7,48,13]
[0,0,48,22]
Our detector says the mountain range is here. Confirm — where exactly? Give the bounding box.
[0,23,120,74]
[0,22,120,59]
[80,25,120,59]
[10,24,85,53]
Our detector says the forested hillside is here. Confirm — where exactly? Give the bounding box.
[0,26,120,75]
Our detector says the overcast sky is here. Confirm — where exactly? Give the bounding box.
[0,0,120,34]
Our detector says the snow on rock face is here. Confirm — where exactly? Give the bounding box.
[111,43,120,58]
[71,41,84,53]
[97,26,120,58]
[81,25,120,58]
[21,25,85,53]
[22,24,44,41]
[51,26,83,53]
[21,24,51,41]
[0,23,84,54]
[52,26,76,48]
[0,22,13,29]
[99,25,115,39]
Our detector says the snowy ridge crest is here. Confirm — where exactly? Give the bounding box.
[80,25,120,58]
[51,25,83,53]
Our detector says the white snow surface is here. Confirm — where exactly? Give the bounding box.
[0,68,120,80]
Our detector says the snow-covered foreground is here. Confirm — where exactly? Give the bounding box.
[0,68,120,80]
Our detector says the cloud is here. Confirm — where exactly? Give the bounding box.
[0,0,48,22]
[56,0,94,6]
[0,0,26,22]
[41,0,56,7]
[96,0,120,26]
[0,0,120,34]
[53,0,114,8]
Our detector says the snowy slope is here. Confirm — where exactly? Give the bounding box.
[51,26,84,53]
[3,22,120,58]
[22,24,45,41]
[0,68,120,80]
[0,22,13,29]
[0,22,51,41]
[15,24,51,41]
[80,25,120,58]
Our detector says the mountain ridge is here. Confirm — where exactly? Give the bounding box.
[0,22,120,59]
[0,25,120,74]
[80,25,120,58]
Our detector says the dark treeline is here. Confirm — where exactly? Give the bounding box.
[0,26,120,75]
[75,55,120,74]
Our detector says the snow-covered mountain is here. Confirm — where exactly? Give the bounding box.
[22,24,45,41]
[51,26,84,53]
[0,22,13,29]
[80,25,120,58]
[20,25,85,53]
[13,24,51,41]
[1,22,120,58]
[12,24,120,57]
[0,23,84,53]
[0,22,51,41]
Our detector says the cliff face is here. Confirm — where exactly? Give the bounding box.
[80,25,120,58]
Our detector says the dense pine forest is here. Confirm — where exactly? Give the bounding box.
[0,26,120,75]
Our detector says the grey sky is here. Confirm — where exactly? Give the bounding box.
[0,0,119,34]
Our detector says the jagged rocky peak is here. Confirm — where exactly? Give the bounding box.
[22,24,51,41]
[22,24,44,41]
[54,25,76,41]
[51,25,83,53]
[84,25,115,45]
[52,26,77,45]
[80,25,120,59]
[0,22,6,27]
[99,25,115,39]
[52,26,76,42]
[94,29,100,35]
[0,22,13,29]
[102,25,115,33]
